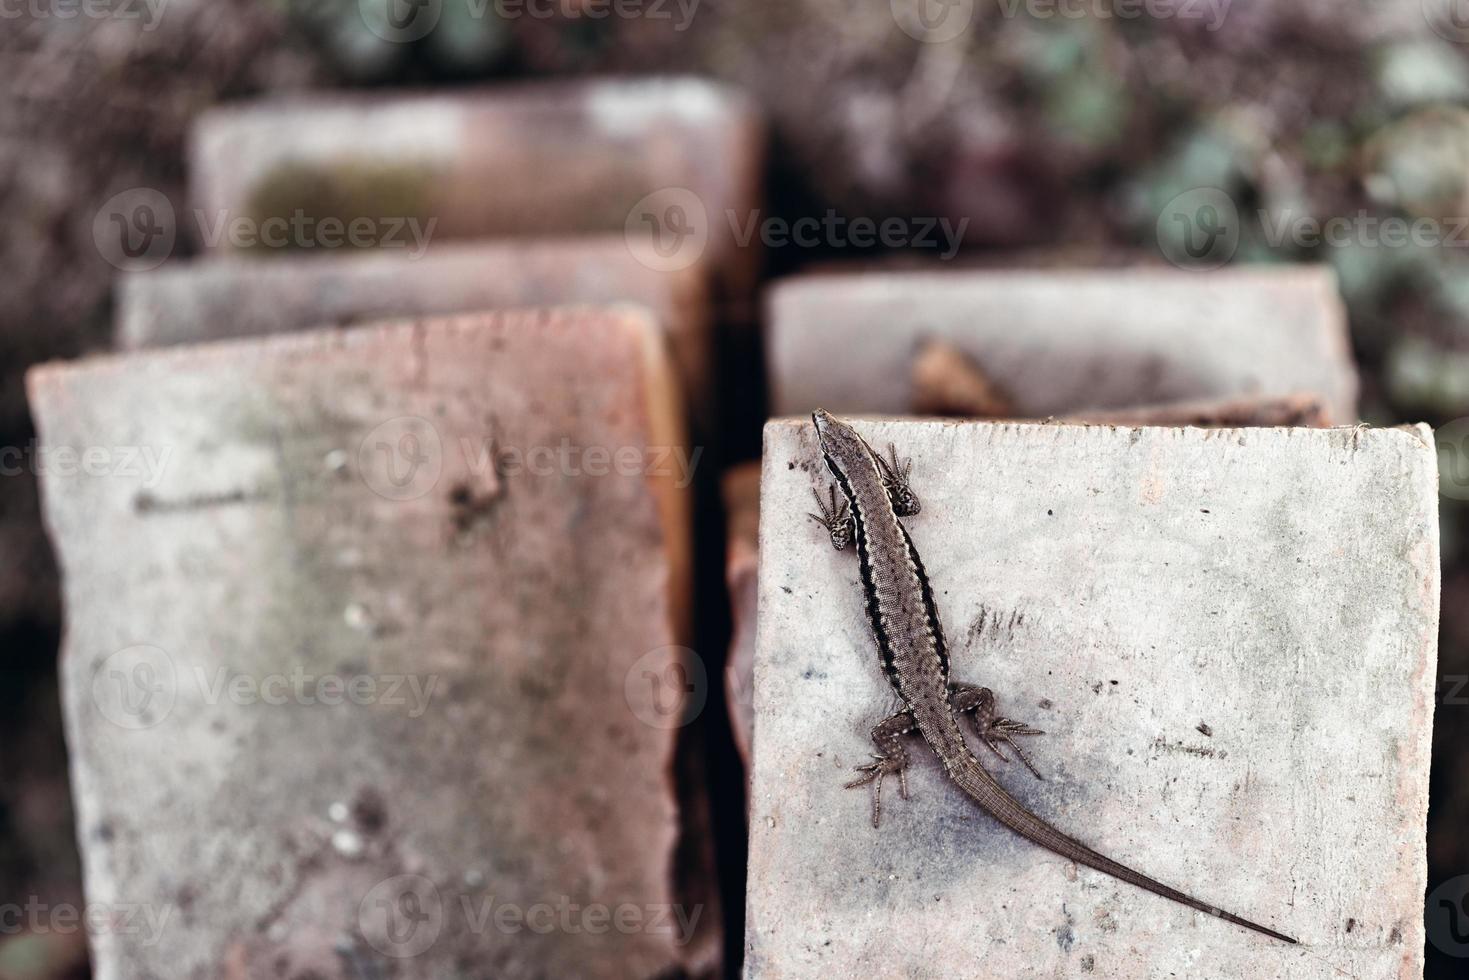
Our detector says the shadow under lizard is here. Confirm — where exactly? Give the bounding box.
[805,409,1296,944]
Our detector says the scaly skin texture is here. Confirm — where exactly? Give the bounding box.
[808,409,1296,945]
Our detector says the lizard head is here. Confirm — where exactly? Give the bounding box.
[812,410,921,517]
[811,409,870,481]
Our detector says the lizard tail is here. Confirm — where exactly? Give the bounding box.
[950,749,1298,944]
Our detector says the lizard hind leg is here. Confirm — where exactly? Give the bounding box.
[806,484,852,550]
[952,683,1046,780]
[844,710,917,828]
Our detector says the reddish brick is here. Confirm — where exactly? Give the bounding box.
[190,78,764,301]
[117,237,714,431]
[27,308,716,979]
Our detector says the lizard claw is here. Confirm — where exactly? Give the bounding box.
[985,719,1044,780]
[845,754,910,827]
[955,684,1047,781]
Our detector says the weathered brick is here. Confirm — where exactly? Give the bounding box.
[116,237,714,431]
[767,266,1358,423]
[189,78,764,299]
[747,418,1436,977]
[28,309,716,980]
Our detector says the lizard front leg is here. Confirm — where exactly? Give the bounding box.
[952,683,1045,779]
[873,442,920,516]
[806,484,851,550]
[845,710,917,828]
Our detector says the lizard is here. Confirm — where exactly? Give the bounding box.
[804,409,1296,944]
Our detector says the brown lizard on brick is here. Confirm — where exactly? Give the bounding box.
[805,409,1296,944]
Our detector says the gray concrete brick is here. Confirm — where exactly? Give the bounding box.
[767,266,1358,423]
[747,418,1437,978]
[28,309,714,980]
[116,237,714,431]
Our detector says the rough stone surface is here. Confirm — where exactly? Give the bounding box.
[1064,393,1332,428]
[189,77,764,298]
[28,309,717,980]
[747,418,1437,978]
[116,237,714,430]
[767,266,1358,423]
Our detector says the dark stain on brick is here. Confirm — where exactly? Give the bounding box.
[135,487,270,514]
[353,787,388,835]
[1151,736,1225,760]
[448,480,501,534]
